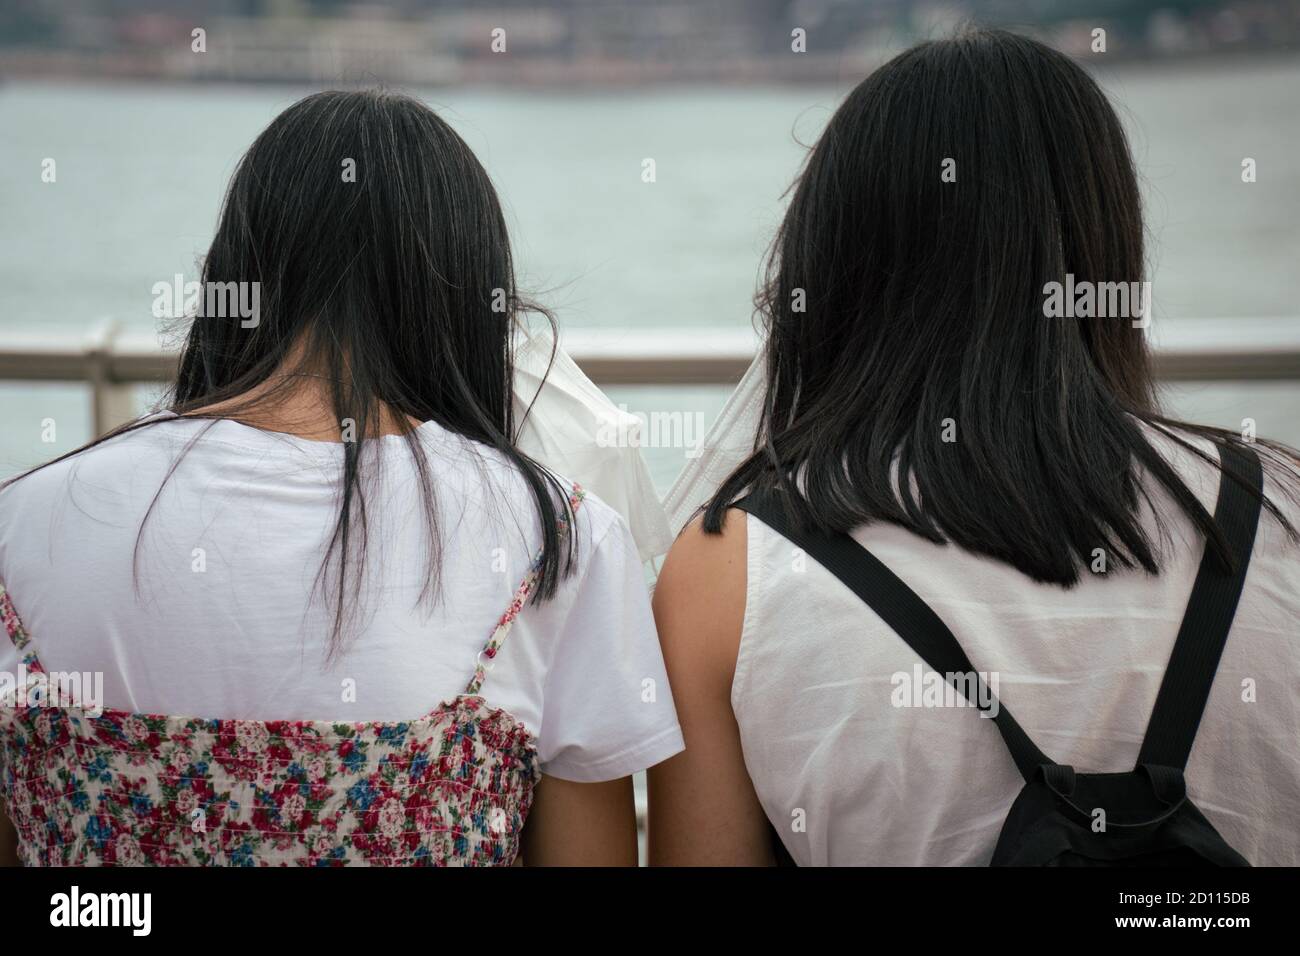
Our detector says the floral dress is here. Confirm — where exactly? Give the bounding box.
[0,488,583,866]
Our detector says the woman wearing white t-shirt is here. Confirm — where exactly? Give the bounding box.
[648,31,1300,866]
[0,90,682,867]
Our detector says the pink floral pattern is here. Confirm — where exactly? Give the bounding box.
[467,484,586,694]
[0,485,583,867]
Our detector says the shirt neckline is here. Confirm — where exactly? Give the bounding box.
[148,411,448,455]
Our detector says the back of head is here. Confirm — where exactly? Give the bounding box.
[178,88,520,443]
[706,29,1297,584]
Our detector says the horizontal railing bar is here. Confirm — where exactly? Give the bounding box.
[0,320,1298,386]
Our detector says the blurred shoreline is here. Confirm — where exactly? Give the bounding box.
[4,45,1300,94]
[4,0,1300,89]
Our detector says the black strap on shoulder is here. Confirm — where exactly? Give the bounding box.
[733,491,1052,781]
[1137,442,1263,770]
[735,441,1265,781]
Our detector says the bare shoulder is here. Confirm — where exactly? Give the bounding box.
[655,508,748,604]
[652,508,748,686]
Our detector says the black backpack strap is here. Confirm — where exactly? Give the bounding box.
[1136,442,1264,770]
[734,491,1052,781]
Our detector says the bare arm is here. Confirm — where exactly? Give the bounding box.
[520,774,638,865]
[0,806,17,866]
[647,511,774,866]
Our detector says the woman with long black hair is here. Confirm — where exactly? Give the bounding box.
[0,90,682,866]
[648,30,1300,866]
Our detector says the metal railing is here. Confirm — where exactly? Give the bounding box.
[1,318,1297,436]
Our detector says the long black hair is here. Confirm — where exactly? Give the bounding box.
[704,29,1297,583]
[7,89,576,652]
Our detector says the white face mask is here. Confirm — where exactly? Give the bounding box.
[512,322,672,562]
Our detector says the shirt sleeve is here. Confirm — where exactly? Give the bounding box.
[535,513,684,782]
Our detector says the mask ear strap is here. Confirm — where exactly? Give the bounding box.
[464,483,585,697]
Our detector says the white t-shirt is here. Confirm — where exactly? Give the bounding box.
[0,416,683,783]
[734,430,1300,865]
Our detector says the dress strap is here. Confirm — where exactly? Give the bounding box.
[464,483,586,696]
[0,580,44,675]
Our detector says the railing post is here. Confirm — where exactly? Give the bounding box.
[84,318,136,436]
